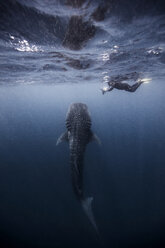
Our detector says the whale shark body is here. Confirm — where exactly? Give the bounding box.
[57,103,100,234]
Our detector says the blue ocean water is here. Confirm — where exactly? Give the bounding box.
[0,1,165,247]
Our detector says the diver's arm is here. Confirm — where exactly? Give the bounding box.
[101,86,114,94]
[108,87,114,92]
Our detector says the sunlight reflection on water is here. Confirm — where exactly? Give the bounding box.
[9,34,43,52]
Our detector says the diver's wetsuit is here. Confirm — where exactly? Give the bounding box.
[102,80,143,94]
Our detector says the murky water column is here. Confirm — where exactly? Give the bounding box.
[0,79,165,247]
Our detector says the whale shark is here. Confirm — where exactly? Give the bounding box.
[56,103,100,235]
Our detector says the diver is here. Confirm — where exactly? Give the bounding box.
[101,80,143,94]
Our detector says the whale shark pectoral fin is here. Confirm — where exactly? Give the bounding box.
[90,132,101,146]
[56,132,68,145]
[93,134,101,145]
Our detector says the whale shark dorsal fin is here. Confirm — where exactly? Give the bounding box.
[90,132,101,145]
[56,132,68,145]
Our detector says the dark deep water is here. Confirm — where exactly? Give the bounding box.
[0,0,165,248]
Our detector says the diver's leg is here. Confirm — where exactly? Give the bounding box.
[125,81,143,92]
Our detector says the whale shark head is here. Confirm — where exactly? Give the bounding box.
[56,102,101,146]
[66,103,91,134]
[68,102,88,112]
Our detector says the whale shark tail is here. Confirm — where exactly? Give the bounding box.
[81,197,99,236]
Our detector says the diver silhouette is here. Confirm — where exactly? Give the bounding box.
[101,80,143,94]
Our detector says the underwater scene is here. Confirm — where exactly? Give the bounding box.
[0,0,165,247]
